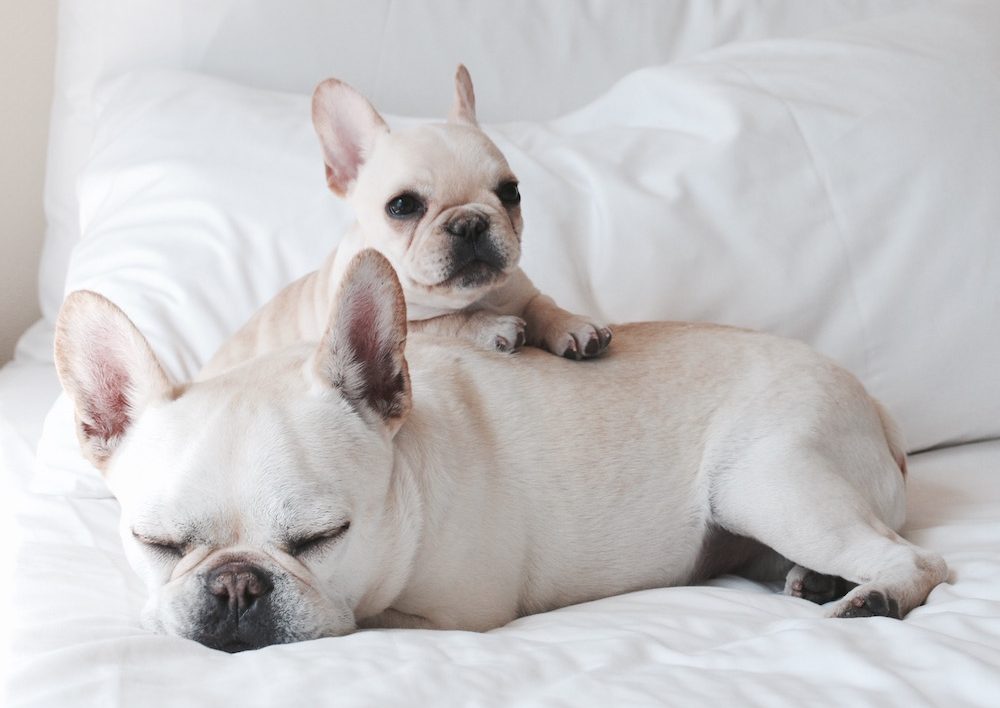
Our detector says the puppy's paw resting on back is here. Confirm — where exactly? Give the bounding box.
[542,315,613,360]
[410,310,526,353]
[522,293,612,360]
[482,314,527,353]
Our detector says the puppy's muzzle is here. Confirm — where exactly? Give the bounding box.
[445,213,489,241]
[442,212,509,288]
[194,561,277,652]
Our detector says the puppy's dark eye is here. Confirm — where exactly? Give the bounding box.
[385,193,424,219]
[133,532,184,558]
[289,521,351,557]
[497,181,520,206]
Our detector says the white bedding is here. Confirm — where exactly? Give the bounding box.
[39,0,931,321]
[51,1,1000,465]
[5,366,1000,706]
[7,1,1000,705]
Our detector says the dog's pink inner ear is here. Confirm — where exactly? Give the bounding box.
[318,251,411,428]
[55,291,176,470]
[312,79,389,196]
[325,157,357,197]
[342,288,408,421]
[322,118,368,195]
[81,356,133,444]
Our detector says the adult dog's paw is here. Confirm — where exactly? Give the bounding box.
[830,589,901,619]
[785,565,854,605]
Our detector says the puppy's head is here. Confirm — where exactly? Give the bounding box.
[54,251,415,651]
[313,65,523,311]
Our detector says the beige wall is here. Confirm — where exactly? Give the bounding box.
[0,0,57,364]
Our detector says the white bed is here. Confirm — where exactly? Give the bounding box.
[4,2,1000,705]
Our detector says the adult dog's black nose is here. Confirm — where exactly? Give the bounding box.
[445,214,489,240]
[206,562,273,611]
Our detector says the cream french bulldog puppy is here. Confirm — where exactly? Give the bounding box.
[54,249,947,652]
[201,66,610,378]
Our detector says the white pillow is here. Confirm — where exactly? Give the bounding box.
[39,0,927,322]
[38,2,1000,497]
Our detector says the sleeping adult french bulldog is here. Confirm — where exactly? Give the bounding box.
[201,65,610,378]
[54,250,946,652]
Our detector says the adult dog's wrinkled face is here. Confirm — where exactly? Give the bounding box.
[110,377,382,651]
[313,66,523,311]
[54,251,417,651]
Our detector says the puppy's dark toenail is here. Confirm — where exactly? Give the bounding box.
[562,340,580,360]
[494,336,510,352]
[584,334,600,356]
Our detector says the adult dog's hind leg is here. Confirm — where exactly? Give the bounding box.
[710,447,947,618]
[784,564,856,605]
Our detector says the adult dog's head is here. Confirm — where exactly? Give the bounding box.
[55,251,418,651]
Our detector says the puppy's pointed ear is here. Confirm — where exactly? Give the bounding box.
[54,291,174,471]
[313,249,411,435]
[312,78,390,196]
[448,64,478,126]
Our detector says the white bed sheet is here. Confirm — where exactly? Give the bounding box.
[4,356,1000,706]
[9,2,1000,704]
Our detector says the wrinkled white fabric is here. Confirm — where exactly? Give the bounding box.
[6,386,1000,706]
[9,2,1000,705]
[39,0,930,320]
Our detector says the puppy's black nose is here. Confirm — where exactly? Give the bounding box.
[207,562,273,612]
[445,214,489,240]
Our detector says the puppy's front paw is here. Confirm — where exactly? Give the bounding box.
[480,315,526,354]
[542,318,612,360]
